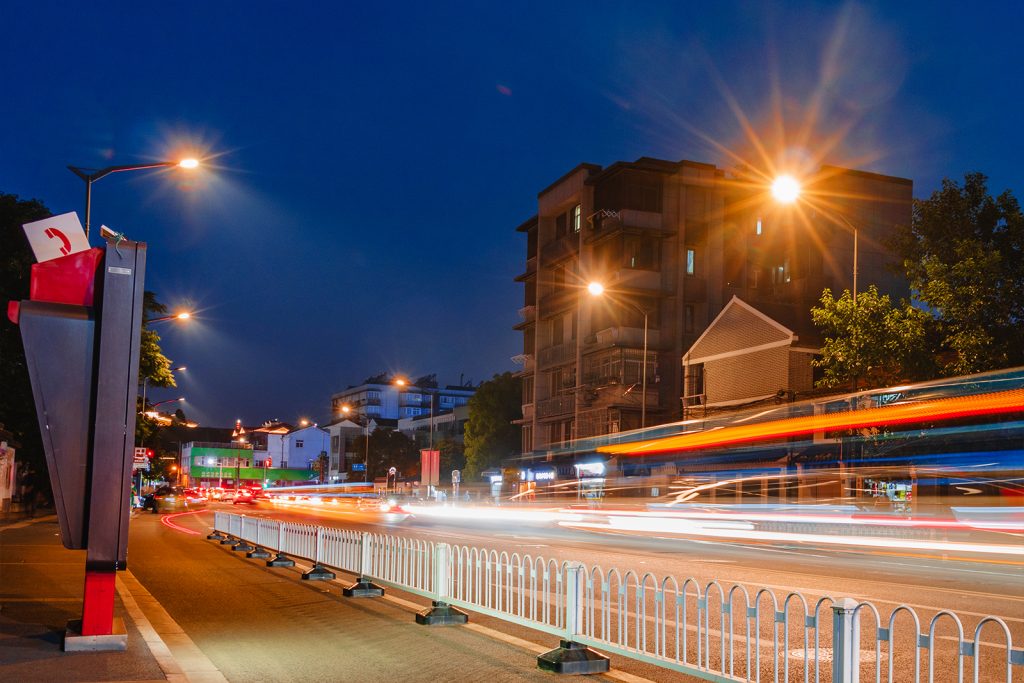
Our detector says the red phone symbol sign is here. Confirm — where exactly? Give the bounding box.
[44,228,72,256]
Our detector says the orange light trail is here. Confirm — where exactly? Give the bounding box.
[599,389,1024,456]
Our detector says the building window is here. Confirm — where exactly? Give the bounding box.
[331,435,340,454]
[555,212,567,239]
[296,440,304,448]
[552,316,564,344]
[756,217,763,236]
[572,204,581,233]
[624,235,659,270]
[685,248,696,275]
[772,258,791,284]
[684,304,695,333]
[686,363,705,399]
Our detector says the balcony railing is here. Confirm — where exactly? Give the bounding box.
[537,341,575,368]
[539,235,578,264]
[536,394,575,419]
[592,326,660,349]
[517,305,536,322]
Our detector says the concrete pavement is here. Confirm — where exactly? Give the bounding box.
[0,510,665,682]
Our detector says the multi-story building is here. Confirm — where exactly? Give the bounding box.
[515,157,911,452]
[330,378,475,423]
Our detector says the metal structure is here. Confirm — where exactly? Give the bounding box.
[11,241,146,649]
[214,511,1024,681]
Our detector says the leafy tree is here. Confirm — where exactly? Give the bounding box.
[810,286,934,390]
[890,173,1024,374]
[139,291,178,392]
[355,428,419,481]
[0,193,52,498]
[436,436,466,479]
[463,372,522,479]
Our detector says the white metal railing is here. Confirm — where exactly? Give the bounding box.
[212,512,1024,682]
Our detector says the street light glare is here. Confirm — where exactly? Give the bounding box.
[587,282,605,296]
[176,312,191,320]
[394,378,407,387]
[178,158,199,169]
[771,175,801,203]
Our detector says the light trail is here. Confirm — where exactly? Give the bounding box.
[159,509,206,535]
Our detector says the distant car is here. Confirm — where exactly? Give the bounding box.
[148,486,205,513]
[232,489,257,505]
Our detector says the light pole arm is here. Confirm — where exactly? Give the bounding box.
[68,161,178,237]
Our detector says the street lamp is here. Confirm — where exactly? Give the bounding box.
[150,397,185,410]
[147,311,193,324]
[68,158,201,238]
[141,365,185,412]
[771,174,858,305]
[69,159,200,238]
[588,282,652,429]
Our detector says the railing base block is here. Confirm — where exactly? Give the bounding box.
[64,618,128,652]
[246,547,271,559]
[537,640,610,675]
[301,564,336,581]
[266,554,295,567]
[415,601,468,626]
[231,541,255,552]
[206,531,226,541]
[343,579,384,598]
[219,537,236,545]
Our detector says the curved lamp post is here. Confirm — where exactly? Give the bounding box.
[68,158,200,237]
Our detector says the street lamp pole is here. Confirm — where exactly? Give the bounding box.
[68,159,199,238]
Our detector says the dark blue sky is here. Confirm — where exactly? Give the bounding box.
[3,2,1021,426]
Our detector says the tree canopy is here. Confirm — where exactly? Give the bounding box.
[890,173,1024,374]
[463,372,521,479]
[810,285,934,390]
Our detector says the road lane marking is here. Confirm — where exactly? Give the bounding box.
[117,570,227,683]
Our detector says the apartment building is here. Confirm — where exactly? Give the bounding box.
[514,157,911,452]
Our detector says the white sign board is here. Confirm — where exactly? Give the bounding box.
[22,212,90,263]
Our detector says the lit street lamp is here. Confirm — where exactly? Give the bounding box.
[588,282,653,429]
[141,365,186,413]
[146,311,193,324]
[68,158,200,238]
[150,397,185,410]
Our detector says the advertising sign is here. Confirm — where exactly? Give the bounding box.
[419,449,439,487]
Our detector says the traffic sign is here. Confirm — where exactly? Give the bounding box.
[451,469,460,484]
[352,463,366,471]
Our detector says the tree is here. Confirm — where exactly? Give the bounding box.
[436,436,466,479]
[463,372,522,480]
[0,193,53,498]
[355,428,419,480]
[810,286,934,390]
[890,173,1024,375]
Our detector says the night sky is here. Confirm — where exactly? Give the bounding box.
[2,2,1021,427]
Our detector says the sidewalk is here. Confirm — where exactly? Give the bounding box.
[0,513,166,682]
[2,511,652,683]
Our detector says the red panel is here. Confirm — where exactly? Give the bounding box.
[80,570,116,635]
[29,247,104,307]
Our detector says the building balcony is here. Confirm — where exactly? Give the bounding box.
[538,287,575,315]
[515,256,538,282]
[540,235,578,264]
[537,341,576,368]
[591,326,661,349]
[517,305,536,322]
[588,209,668,241]
[536,394,575,419]
[512,353,536,373]
[604,267,664,293]
[521,403,535,422]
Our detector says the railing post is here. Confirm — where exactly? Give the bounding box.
[415,542,468,625]
[246,519,270,559]
[832,598,861,683]
[207,511,226,540]
[343,531,384,597]
[302,525,335,581]
[219,513,238,544]
[231,515,254,552]
[267,520,294,567]
[537,563,609,674]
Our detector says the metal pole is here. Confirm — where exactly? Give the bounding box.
[852,226,858,306]
[364,417,370,484]
[641,310,648,429]
[84,177,93,238]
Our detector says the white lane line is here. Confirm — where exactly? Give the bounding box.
[117,570,228,683]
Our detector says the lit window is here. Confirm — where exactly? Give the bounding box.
[572,204,581,233]
[756,217,763,236]
[686,248,696,275]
